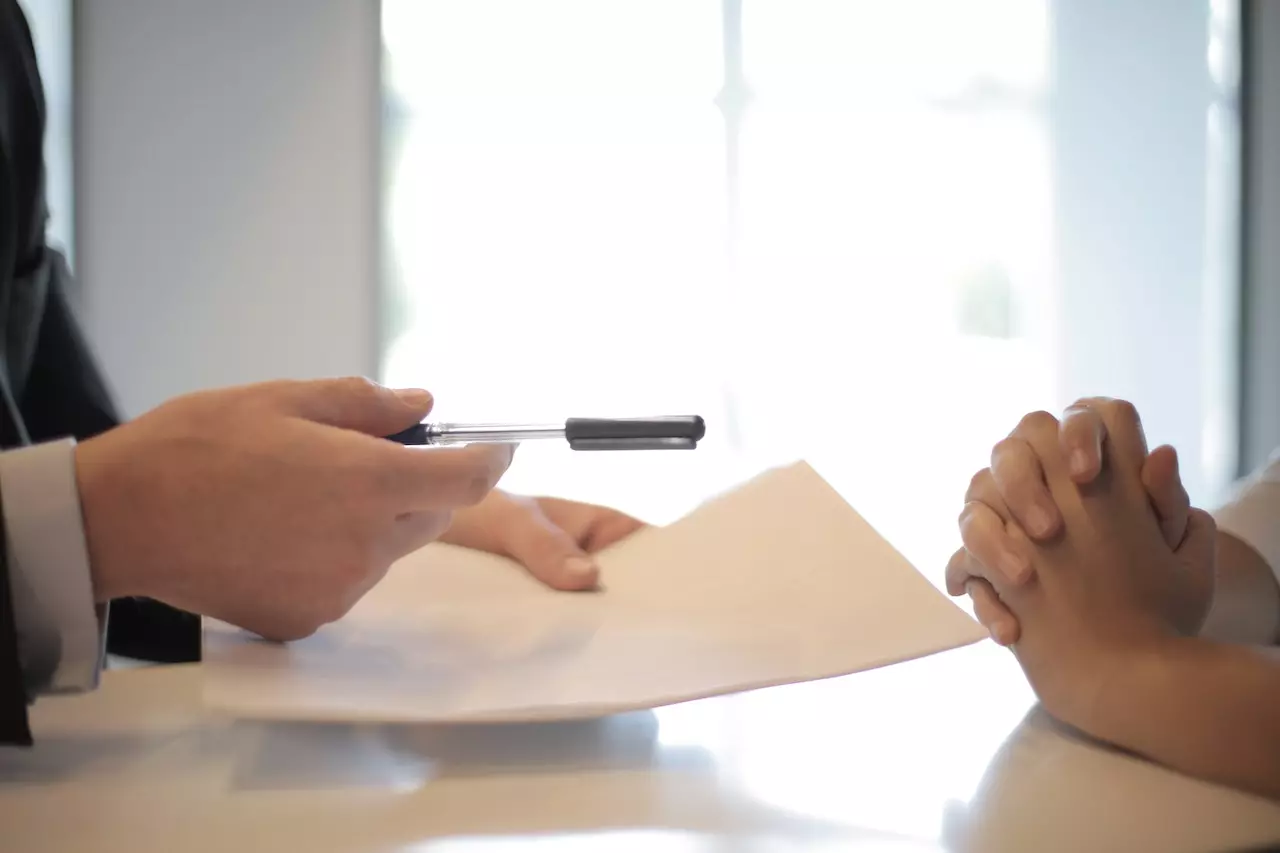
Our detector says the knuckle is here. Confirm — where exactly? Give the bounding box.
[402,510,453,550]
[479,450,512,492]
[958,525,988,558]
[464,472,497,505]
[486,445,516,478]
[991,437,1019,457]
[990,437,1031,474]
[1065,396,1106,416]
[1015,409,1058,437]
[427,510,455,540]
[241,379,294,402]
[1111,398,1140,424]
[945,548,974,592]
[435,448,511,508]
[1061,407,1099,436]
[957,501,988,539]
[966,469,994,502]
[339,375,382,400]
[276,378,308,396]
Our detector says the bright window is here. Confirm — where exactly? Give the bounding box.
[382,1,1238,594]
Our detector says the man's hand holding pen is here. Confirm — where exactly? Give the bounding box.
[74,378,645,642]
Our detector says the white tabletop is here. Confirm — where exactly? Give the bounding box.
[2,643,1279,853]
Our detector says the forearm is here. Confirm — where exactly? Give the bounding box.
[1199,531,1280,645]
[1088,638,1280,801]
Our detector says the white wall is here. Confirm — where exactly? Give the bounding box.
[1243,0,1280,472]
[18,0,73,263]
[1050,0,1231,502]
[75,0,380,417]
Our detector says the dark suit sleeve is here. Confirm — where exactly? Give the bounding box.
[20,257,201,664]
[20,253,117,445]
[0,0,36,745]
[0,490,33,746]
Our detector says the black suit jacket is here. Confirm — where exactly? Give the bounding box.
[1,0,198,746]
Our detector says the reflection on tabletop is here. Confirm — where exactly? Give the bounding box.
[3,644,1279,853]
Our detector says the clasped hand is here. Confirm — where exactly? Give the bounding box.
[945,399,1216,727]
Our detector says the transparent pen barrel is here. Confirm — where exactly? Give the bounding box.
[425,423,565,445]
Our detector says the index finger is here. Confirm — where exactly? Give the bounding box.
[386,443,517,510]
[1059,402,1106,483]
[989,436,1060,540]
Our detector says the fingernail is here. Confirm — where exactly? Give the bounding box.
[1070,449,1090,477]
[1026,506,1054,538]
[987,625,1002,643]
[1000,551,1027,583]
[395,388,432,409]
[563,556,599,584]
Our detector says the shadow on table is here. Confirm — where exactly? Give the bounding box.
[0,731,184,787]
[227,709,712,792]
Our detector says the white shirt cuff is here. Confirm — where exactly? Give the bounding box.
[1213,450,1280,588]
[0,439,105,695]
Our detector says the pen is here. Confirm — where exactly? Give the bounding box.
[386,416,706,450]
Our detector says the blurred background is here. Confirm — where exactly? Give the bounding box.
[19,0,1275,596]
[380,0,1240,586]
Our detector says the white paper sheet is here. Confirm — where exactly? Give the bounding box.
[202,461,986,722]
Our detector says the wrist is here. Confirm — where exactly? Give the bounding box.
[1023,618,1176,734]
[74,435,145,601]
[1058,635,1183,741]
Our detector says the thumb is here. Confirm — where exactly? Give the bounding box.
[501,501,601,591]
[1174,507,1218,634]
[275,377,433,436]
[1179,507,1217,572]
[1142,445,1190,549]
